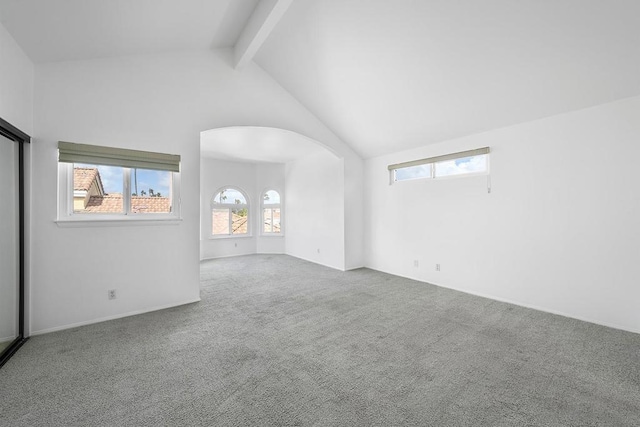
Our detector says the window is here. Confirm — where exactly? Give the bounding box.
[262,190,282,234]
[212,187,250,237]
[434,154,488,178]
[389,147,489,183]
[58,141,180,221]
[393,164,432,182]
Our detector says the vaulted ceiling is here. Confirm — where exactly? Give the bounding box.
[0,0,259,62]
[2,0,639,158]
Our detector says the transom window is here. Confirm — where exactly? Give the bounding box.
[389,147,490,183]
[212,187,249,236]
[262,190,281,234]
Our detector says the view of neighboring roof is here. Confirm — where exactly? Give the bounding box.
[73,167,103,193]
[82,194,171,213]
[212,211,248,235]
[74,166,170,213]
[211,210,280,235]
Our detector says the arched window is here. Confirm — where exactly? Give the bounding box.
[211,187,249,236]
[262,189,281,234]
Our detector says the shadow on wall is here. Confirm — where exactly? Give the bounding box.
[200,126,338,163]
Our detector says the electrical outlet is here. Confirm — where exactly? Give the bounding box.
[435,264,441,271]
[108,289,117,300]
[234,242,237,247]
[317,248,320,254]
[414,260,419,267]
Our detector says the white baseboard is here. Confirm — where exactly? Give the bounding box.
[30,297,201,336]
[285,253,346,272]
[200,251,286,262]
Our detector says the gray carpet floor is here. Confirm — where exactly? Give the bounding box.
[1,254,639,426]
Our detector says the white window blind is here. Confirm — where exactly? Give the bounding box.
[58,141,180,172]
[387,147,490,172]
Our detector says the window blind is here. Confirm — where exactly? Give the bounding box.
[388,147,490,171]
[58,141,180,172]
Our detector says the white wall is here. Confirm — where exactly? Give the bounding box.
[286,150,345,270]
[31,49,356,334]
[365,95,640,334]
[0,22,33,338]
[344,151,364,270]
[0,22,33,135]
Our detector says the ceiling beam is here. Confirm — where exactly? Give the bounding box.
[233,0,293,69]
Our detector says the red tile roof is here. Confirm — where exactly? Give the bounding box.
[212,210,248,235]
[73,167,102,192]
[131,196,171,213]
[82,194,171,213]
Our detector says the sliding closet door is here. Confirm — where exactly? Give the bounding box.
[0,134,19,354]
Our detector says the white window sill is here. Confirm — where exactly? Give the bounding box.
[260,234,284,238]
[56,217,182,228]
[208,234,253,240]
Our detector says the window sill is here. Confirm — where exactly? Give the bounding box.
[260,234,284,238]
[208,234,253,240]
[56,217,182,228]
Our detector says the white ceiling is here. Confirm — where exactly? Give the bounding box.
[201,127,327,164]
[255,0,640,158]
[0,0,259,62]
[2,0,640,159]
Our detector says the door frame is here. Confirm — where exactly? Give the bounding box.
[0,116,30,368]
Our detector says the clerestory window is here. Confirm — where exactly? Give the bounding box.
[389,147,490,183]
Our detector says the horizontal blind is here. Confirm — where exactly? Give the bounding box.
[58,141,180,172]
[388,147,490,171]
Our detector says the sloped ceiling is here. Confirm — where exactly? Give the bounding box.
[2,0,639,159]
[0,0,259,62]
[254,0,640,158]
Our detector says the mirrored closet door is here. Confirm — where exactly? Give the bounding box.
[0,134,19,354]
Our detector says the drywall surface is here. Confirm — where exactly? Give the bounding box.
[364,96,640,333]
[0,22,33,338]
[0,21,33,134]
[344,152,364,270]
[286,150,345,270]
[31,49,354,334]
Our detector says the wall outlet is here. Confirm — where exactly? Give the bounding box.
[234,242,237,247]
[108,289,117,300]
[413,260,419,267]
[435,264,441,271]
[317,248,320,254]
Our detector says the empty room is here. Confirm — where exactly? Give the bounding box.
[1,0,639,425]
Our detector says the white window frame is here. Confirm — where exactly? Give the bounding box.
[211,186,251,238]
[261,188,283,236]
[57,163,181,224]
[389,147,490,184]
